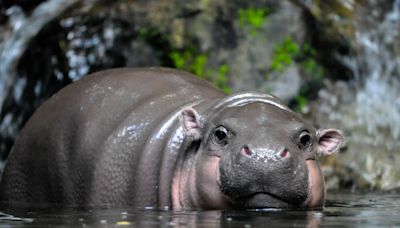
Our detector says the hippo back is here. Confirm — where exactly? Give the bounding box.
[0,67,224,208]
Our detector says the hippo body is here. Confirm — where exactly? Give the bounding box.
[0,67,343,210]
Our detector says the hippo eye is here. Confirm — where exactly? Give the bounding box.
[213,126,230,146]
[299,131,311,149]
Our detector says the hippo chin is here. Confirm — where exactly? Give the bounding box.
[0,67,344,210]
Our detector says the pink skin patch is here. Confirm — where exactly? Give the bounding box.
[241,146,252,156]
[279,149,289,158]
[303,160,325,208]
[172,155,229,209]
[197,156,230,208]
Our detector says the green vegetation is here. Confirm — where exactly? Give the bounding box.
[268,36,325,112]
[137,9,325,106]
[138,26,232,94]
[213,64,231,94]
[166,6,271,93]
[238,7,269,37]
[269,36,324,80]
[270,36,300,72]
[300,43,323,79]
[138,28,159,39]
[294,95,308,113]
[169,49,232,94]
[170,50,207,75]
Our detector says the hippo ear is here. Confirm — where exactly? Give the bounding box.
[181,107,203,140]
[317,129,344,156]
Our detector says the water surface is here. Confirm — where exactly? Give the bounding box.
[1,192,399,227]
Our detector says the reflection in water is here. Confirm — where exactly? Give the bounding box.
[0,208,321,227]
[1,192,399,227]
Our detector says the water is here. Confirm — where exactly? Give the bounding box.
[0,192,399,227]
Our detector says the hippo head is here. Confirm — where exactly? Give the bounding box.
[179,92,344,209]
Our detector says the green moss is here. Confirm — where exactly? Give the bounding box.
[238,7,269,37]
[170,51,187,69]
[269,36,324,80]
[268,36,326,112]
[169,48,231,94]
[214,64,232,94]
[270,36,300,72]
[302,59,323,79]
[169,49,209,79]
[190,54,208,78]
[294,95,308,113]
[137,25,232,94]
[300,43,324,79]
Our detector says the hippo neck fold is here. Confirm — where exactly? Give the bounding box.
[131,98,220,209]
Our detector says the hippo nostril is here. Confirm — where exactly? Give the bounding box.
[241,146,252,157]
[279,149,289,158]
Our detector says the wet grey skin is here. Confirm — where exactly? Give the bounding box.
[0,67,344,210]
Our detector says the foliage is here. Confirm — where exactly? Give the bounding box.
[138,26,232,94]
[270,36,300,72]
[238,7,269,37]
[270,36,324,77]
[169,49,232,94]
[300,43,323,79]
[293,95,308,113]
[137,13,325,105]
[268,36,325,112]
[212,64,232,94]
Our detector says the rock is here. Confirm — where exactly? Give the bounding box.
[0,0,309,161]
[313,79,400,191]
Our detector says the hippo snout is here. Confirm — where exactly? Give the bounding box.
[240,145,291,162]
[218,144,310,208]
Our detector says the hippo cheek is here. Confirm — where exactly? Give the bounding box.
[302,160,326,208]
[197,156,231,209]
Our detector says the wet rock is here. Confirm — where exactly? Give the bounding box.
[0,0,84,159]
[228,1,304,99]
[313,78,400,191]
[0,0,309,161]
[288,0,400,191]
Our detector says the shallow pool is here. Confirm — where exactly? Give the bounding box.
[1,192,399,227]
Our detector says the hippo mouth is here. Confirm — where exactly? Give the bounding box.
[241,160,327,209]
[221,162,324,209]
[239,192,291,209]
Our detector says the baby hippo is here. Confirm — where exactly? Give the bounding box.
[0,67,343,209]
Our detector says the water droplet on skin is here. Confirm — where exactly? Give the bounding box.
[116,221,131,226]
[313,211,324,219]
